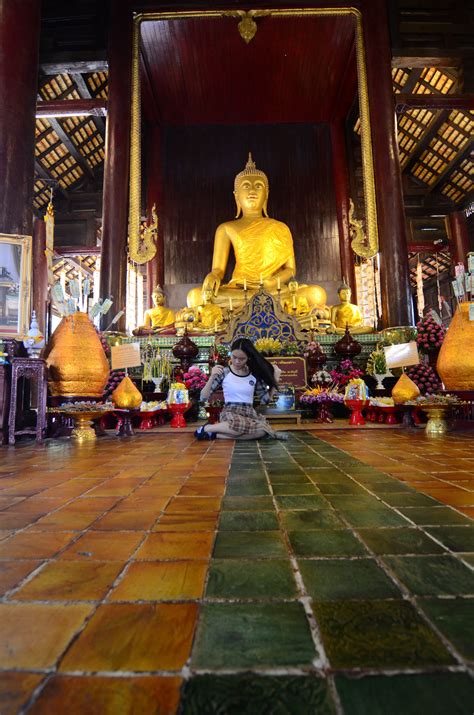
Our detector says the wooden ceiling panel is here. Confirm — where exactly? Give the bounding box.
[140,15,357,125]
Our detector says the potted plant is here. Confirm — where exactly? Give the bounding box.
[366,347,392,391]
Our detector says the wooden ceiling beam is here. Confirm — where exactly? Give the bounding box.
[34,160,69,201]
[46,116,94,181]
[36,98,107,117]
[40,57,107,75]
[396,93,474,112]
[70,73,106,136]
[392,55,462,70]
[402,110,448,174]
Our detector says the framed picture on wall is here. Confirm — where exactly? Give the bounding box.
[0,234,32,340]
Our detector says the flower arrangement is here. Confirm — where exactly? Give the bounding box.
[183,366,208,393]
[311,369,332,387]
[406,361,442,395]
[213,343,230,365]
[330,359,364,387]
[366,347,388,376]
[416,313,446,354]
[280,340,301,356]
[299,386,344,405]
[303,341,324,359]
[254,337,282,355]
[103,369,126,400]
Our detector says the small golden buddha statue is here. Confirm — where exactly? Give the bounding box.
[187,154,327,313]
[176,287,224,332]
[134,285,175,335]
[329,279,372,334]
[283,278,310,316]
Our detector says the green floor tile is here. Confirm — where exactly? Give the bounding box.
[192,603,317,668]
[222,496,274,511]
[288,529,367,557]
[398,507,473,525]
[206,559,296,599]
[275,495,330,510]
[326,495,385,510]
[299,558,401,600]
[335,673,474,715]
[339,508,408,528]
[381,493,441,507]
[350,473,394,483]
[357,528,445,555]
[226,480,270,496]
[213,531,288,559]
[383,555,474,596]
[305,472,349,485]
[365,482,415,494]
[272,483,320,495]
[266,473,311,484]
[419,598,474,659]
[425,526,474,552]
[318,483,366,495]
[313,600,453,668]
[219,511,279,531]
[281,509,344,530]
[181,674,336,715]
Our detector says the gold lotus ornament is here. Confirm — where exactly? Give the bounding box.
[112,376,142,409]
[437,303,474,390]
[391,372,420,404]
[44,312,109,397]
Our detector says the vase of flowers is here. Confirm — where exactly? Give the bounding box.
[183,366,209,422]
[254,338,282,356]
[416,313,446,368]
[299,387,344,423]
[366,347,392,391]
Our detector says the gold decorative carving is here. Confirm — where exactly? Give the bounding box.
[221,10,271,43]
[349,198,376,259]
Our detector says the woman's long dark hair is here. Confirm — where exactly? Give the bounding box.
[231,338,279,390]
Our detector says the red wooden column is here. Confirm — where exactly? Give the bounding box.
[446,211,470,267]
[145,122,164,307]
[0,0,41,236]
[330,120,357,298]
[99,0,133,329]
[361,0,414,327]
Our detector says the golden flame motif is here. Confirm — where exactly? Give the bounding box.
[44,313,109,397]
[112,376,143,409]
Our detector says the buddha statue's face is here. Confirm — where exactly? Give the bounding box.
[235,176,267,215]
[339,288,351,302]
[288,279,298,293]
[152,291,165,307]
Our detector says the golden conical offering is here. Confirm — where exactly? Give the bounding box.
[44,312,109,397]
[437,303,474,390]
[392,372,420,404]
[112,376,142,409]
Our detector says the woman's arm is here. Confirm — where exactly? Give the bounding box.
[200,365,225,401]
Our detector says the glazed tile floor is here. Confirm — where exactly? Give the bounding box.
[0,431,473,714]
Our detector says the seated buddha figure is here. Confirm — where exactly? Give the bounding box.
[176,287,224,332]
[133,285,175,335]
[186,154,327,313]
[329,280,372,334]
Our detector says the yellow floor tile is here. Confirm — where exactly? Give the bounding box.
[110,561,207,600]
[135,531,214,560]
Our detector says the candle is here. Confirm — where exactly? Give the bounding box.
[243,278,247,291]
[277,277,280,290]
[292,295,297,309]
[310,317,314,329]
[214,320,218,332]
[259,273,263,286]
[229,297,233,311]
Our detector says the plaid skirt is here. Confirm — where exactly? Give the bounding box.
[219,403,278,438]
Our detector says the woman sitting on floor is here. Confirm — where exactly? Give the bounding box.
[195,337,287,441]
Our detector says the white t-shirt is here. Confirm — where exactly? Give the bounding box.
[222,368,257,404]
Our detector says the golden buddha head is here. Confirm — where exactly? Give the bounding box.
[234,153,269,218]
[152,285,165,307]
[288,277,299,293]
[338,279,351,302]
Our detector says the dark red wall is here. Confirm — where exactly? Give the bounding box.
[160,123,341,287]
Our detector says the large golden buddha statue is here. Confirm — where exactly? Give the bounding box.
[329,279,372,334]
[133,285,175,335]
[175,287,224,332]
[187,154,327,313]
